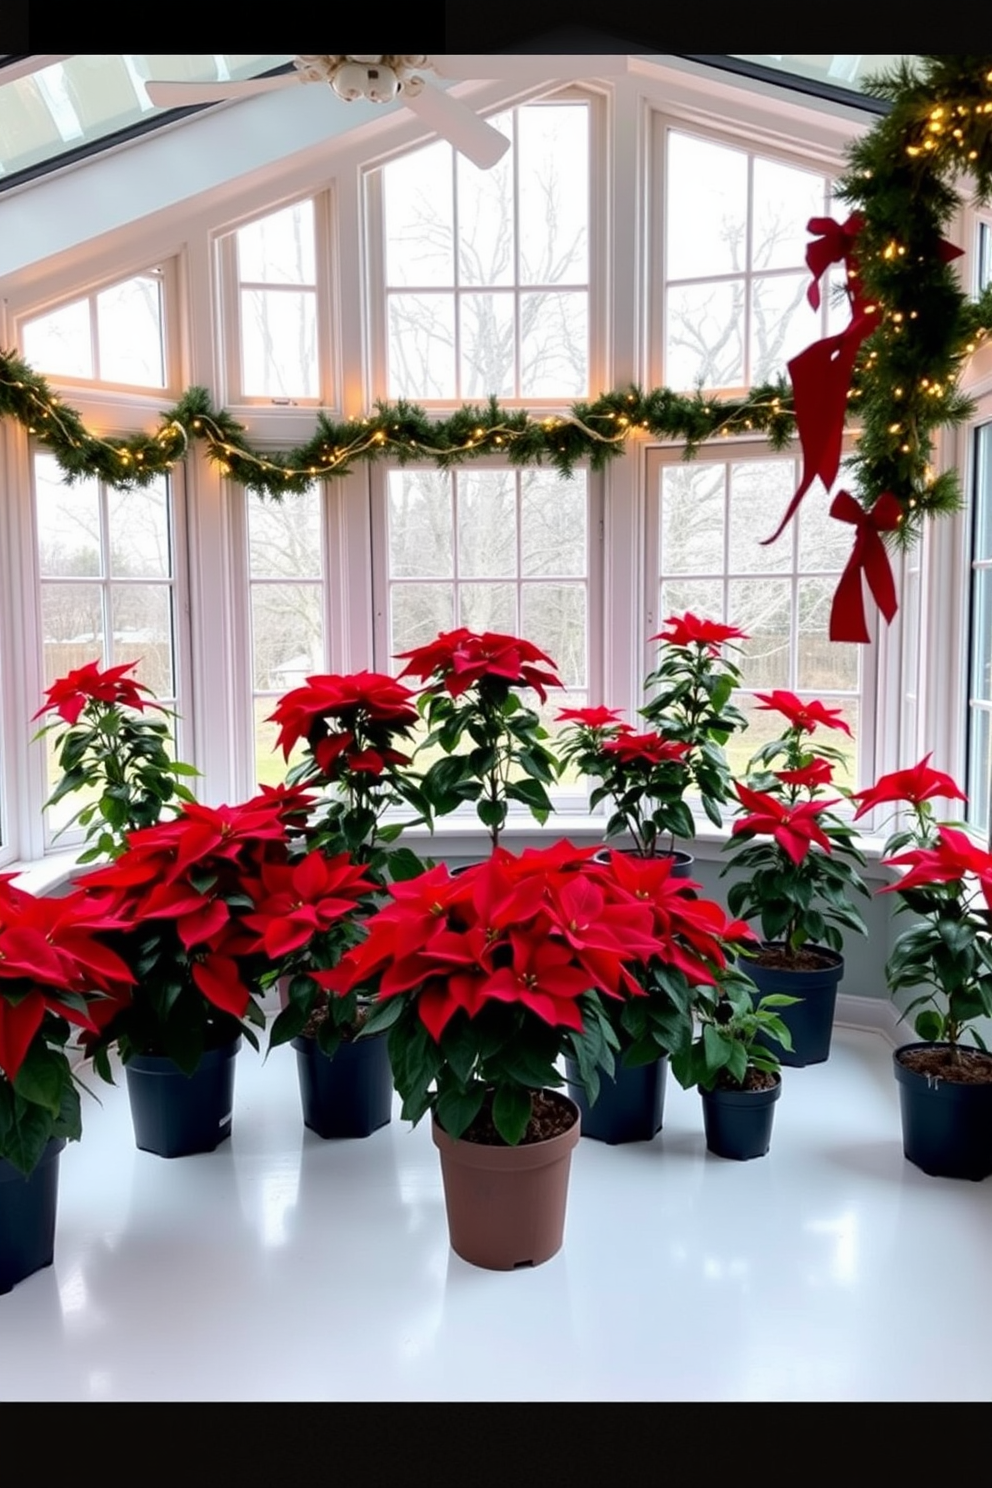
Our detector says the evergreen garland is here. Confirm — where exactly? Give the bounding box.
[1,54,991,548]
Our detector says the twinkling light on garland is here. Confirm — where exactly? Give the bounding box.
[0,54,991,549]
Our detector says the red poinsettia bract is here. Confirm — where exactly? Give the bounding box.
[268,671,420,775]
[852,754,967,820]
[395,628,563,702]
[754,690,852,737]
[881,826,992,908]
[33,659,162,727]
[650,613,749,656]
[731,783,841,865]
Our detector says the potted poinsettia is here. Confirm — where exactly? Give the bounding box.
[77,788,300,1157]
[265,670,433,1136]
[669,968,798,1161]
[852,757,992,1178]
[32,659,198,863]
[563,848,757,1142]
[0,876,133,1290]
[395,628,562,852]
[321,841,678,1268]
[556,614,750,865]
[721,690,870,1065]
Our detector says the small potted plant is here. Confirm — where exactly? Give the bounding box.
[32,659,198,862]
[563,848,756,1143]
[0,877,133,1290]
[721,690,870,1065]
[265,670,433,1136]
[853,757,992,1179]
[78,789,299,1157]
[322,842,676,1269]
[395,628,562,852]
[670,970,798,1161]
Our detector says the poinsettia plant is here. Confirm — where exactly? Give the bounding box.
[854,759,991,1061]
[586,848,756,1069]
[396,629,562,851]
[670,972,798,1093]
[555,709,692,857]
[0,876,134,1174]
[268,669,431,881]
[640,613,750,828]
[77,788,302,1077]
[722,690,870,964]
[32,660,198,863]
[320,841,705,1145]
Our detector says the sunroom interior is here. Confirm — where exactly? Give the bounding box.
[1,52,991,1404]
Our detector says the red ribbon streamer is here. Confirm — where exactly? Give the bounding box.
[803,213,864,311]
[829,490,903,644]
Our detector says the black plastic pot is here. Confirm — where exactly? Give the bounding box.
[893,1042,992,1180]
[125,1034,241,1158]
[292,1029,393,1139]
[0,1137,66,1294]
[747,945,844,1066]
[564,1054,667,1143]
[594,847,694,879]
[700,1076,781,1160]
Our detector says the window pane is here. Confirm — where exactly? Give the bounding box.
[96,274,166,386]
[521,471,586,577]
[387,294,455,398]
[111,585,174,696]
[522,583,586,688]
[388,472,453,578]
[237,201,315,285]
[660,577,723,621]
[248,489,322,580]
[667,132,748,280]
[660,465,725,575]
[518,103,588,285]
[41,585,104,667]
[250,583,323,691]
[750,273,816,384]
[728,462,795,573]
[666,281,745,390]
[459,293,515,398]
[459,581,516,634]
[390,583,454,659]
[968,705,990,840]
[797,489,855,572]
[240,288,317,397]
[458,472,516,578]
[384,141,453,287]
[108,483,171,578]
[21,298,92,379]
[36,459,102,577]
[752,157,825,272]
[797,578,860,692]
[456,122,514,288]
[520,291,587,396]
[970,569,992,713]
[728,577,791,689]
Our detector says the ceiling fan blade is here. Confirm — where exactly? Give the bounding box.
[431,55,630,81]
[145,73,300,109]
[403,84,511,169]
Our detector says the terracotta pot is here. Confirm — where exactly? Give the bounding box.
[431,1094,581,1270]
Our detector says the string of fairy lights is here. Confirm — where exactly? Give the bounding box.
[2,56,992,548]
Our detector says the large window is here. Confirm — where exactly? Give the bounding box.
[647,447,864,787]
[377,99,590,401]
[20,267,169,388]
[223,199,321,403]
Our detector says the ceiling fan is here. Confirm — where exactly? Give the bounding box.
[144,54,628,171]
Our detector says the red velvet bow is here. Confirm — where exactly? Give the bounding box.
[804,213,864,311]
[829,490,903,644]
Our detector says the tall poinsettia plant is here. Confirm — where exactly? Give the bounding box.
[32,660,198,863]
[319,840,759,1145]
[722,690,870,965]
[555,708,691,857]
[268,670,431,880]
[77,788,302,1076]
[396,629,563,851]
[0,877,134,1174]
[640,613,750,828]
[852,758,991,1064]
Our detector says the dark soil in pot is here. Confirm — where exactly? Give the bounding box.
[457,1089,577,1145]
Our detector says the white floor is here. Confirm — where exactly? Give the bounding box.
[1,1023,989,1402]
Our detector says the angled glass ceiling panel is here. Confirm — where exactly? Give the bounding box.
[0,55,293,183]
[729,54,914,97]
